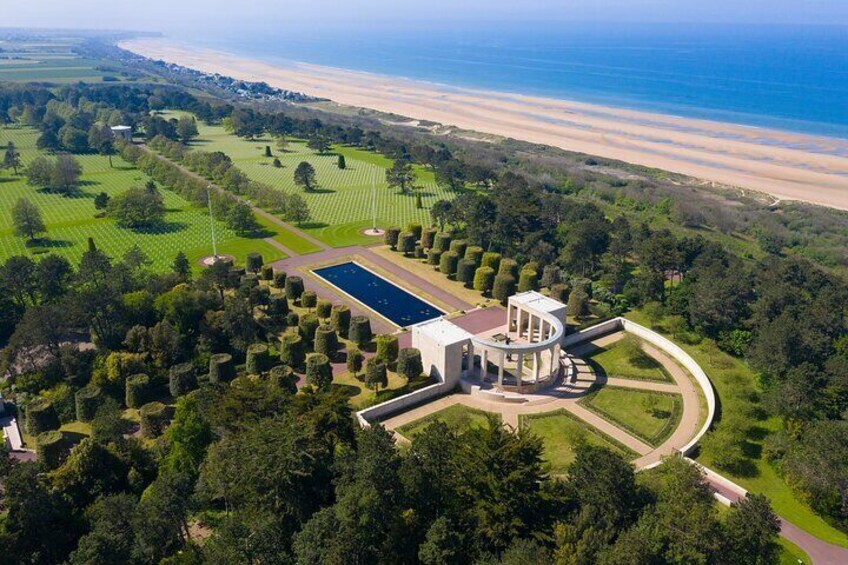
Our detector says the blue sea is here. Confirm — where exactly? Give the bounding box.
[181,23,848,138]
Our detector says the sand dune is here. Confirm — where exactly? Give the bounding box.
[121,38,848,210]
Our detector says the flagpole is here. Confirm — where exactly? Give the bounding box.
[207,186,218,259]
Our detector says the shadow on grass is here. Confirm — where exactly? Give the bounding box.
[131,221,189,235]
[308,188,336,194]
[331,383,360,399]
[298,221,329,229]
[26,238,74,251]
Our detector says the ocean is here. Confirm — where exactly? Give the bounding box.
[182,23,848,138]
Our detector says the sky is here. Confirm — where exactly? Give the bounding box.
[1,0,847,32]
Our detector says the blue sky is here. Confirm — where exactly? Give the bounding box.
[1,0,846,31]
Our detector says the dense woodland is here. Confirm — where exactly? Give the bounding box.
[0,73,845,564]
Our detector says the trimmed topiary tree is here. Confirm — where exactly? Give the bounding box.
[125,374,150,408]
[36,430,67,469]
[540,264,561,288]
[75,386,103,423]
[240,273,259,289]
[286,311,299,327]
[518,269,539,292]
[481,252,501,271]
[406,222,423,241]
[279,333,305,368]
[347,347,364,378]
[421,228,437,249]
[285,276,304,301]
[349,315,373,347]
[550,283,570,303]
[375,334,399,364]
[498,258,519,279]
[316,299,332,320]
[260,265,274,281]
[427,248,443,266]
[139,402,168,438]
[434,232,451,252]
[449,239,467,258]
[365,358,388,391]
[399,232,416,256]
[305,353,332,390]
[273,270,287,288]
[246,344,271,374]
[397,348,423,380]
[301,290,317,309]
[246,253,263,274]
[330,304,351,337]
[464,246,484,266]
[456,259,477,287]
[268,294,289,321]
[314,325,339,358]
[268,365,297,393]
[492,274,516,304]
[414,244,425,259]
[384,227,401,250]
[169,363,197,397]
[299,313,320,344]
[439,250,459,276]
[473,266,496,295]
[27,397,60,434]
[568,288,590,318]
[209,353,236,384]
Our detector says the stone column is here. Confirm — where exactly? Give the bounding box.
[534,350,541,382]
[498,350,505,386]
[516,352,524,386]
[506,305,513,333]
[480,348,488,380]
[466,343,474,378]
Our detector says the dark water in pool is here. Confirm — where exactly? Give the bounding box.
[312,262,443,327]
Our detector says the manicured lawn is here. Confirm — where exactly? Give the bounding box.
[332,369,409,409]
[586,338,673,382]
[165,111,455,248]
[396,404,500,440]
[625,309,848,548]
[580,386,682,447]
[253,213,321,255]
[0,126,283,271]
[778,538,810,565]
[521,409,638,474]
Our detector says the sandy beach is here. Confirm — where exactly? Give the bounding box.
[121,38,848,210]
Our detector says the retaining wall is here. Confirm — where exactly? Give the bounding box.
[356,381,453,427]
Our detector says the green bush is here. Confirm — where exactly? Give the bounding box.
[279,333,305,367]
[260,265,274,281]
[27,397,60,434]
[268,294,289,320]
[349,316,373,347]
[492,274,516,304]
[434,232,452,252]
[540,265,561,288]
[347,347,365,376]
[246,344,271,374]
[365,358,388,391]
[139,402,168,438]
[36,430,67,469]
[246,252,263,273]
[384,227,401,249]
[285,276,305,301]
[439,250,459,276]
[301,290,317,309]
[240,273,259,289]
[456,259,477,286]
[414,244,425,259]
[376,334,400,363]
[397,348,424,380]
[209,353,236,384]
[314,325,339,358]
[464,246,484,266]
[286,311,300,327]
[331,304,351,337]
[273,270,287,288]
[169,363,197,397]
[498,258,519,279]
[125,374,150,408]
[517,269,539,292]
[399,232,416,255]
[449,239,467,258]
[299,313,320,344]
[268,365,297,393]
[305,353,332,389]
[427,248,443,266]
[421,228,437,249]
[75,386,103,423]
[406,222,423,241]
[316,299,332,320]
[473,266,496,294]
[568,289,590,318]
[550,283,570,303]
[481,252,502,271]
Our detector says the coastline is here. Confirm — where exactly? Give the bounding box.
[120,38,848,211]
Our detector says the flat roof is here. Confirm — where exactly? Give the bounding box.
[510,291,566,314]
[110,125,132,130]
[414,317,473,346]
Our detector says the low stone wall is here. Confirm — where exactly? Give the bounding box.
[356,381,453,427]
[563,317,717,457]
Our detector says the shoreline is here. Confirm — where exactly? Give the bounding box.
[120,38,848,211]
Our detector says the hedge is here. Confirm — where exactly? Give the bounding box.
[301,290,317,309]
[125,374,150,408]
[169,363,197,397]
[285,276,305,301]
[481,252,502,272]
[316,299,332,320]
[305,353,332,389]
[75,386,103,423]
[465,246,484,266]
[27,397,60,434]
[399,232,416,255]
[473,266,496,294]
[421,228,437,249]
[498,258,519,279]
[439,250,459,276]
[449,239,467,258]
[376,334,400,364]
[209,353,236,384]
[268,365,297,393]
[427,248,443,266]
[492,274,516,304]
[314,325,339,358]
[349,316,373,347]
[433,232,451,252]
[299,313,320,344]
[139,402,168,438]
[273,270,287,288]
[36,430,67,469]
[517,269,539,292]
[279,333,306,367]
[384,227,401,249]
[397,348,424,380]
[330,304,351,337]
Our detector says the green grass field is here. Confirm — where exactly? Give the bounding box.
[580,386,682,447]
[521,409,638,474]
[166,111,455,247]
[0,126,285,271]
[0,38,124,83]
[625,309,848,548]
[396,404,500,440]
[586,338,673,382]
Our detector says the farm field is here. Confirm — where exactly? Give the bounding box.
[0,37,131,83]
[165,111,455,247]
[0,126,284,271]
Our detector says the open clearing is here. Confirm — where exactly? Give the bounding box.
[580,386,682,447]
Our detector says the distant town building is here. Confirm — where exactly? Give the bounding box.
[110,125,133,141]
